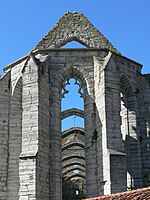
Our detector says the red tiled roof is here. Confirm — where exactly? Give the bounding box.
[83,187,150,200]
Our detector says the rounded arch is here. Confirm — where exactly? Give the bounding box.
[62,166,85,176]
[120,74,136,111]
[62,162,85,170]
[120,74,134,92]
[61,108,84,120]
[12,76,22,95]
[62,155,85,162]
[62,158,85,169]
[120,73,134,96]
[64,172,85,181]
[62,142,85,151]
[62,127,84,138]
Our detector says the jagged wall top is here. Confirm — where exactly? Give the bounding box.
[35,12,119,54]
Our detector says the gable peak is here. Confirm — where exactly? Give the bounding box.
[34,12,119,54]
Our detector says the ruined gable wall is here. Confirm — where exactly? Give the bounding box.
[35,12,119,54]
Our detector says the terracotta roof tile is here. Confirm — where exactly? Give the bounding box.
[83,187,150,200]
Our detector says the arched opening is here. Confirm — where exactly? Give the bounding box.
[49,64,99,199]
[120,87,128,149]
[58,36,88,48]
[61,41,87,48]
[120,75,143,189]
[61,78,86,200]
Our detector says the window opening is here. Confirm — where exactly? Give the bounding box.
[61,78,84,111]
[61,78,86,200]
[61,41,86,48]
[120,90,128,145]
[76,190,79,195]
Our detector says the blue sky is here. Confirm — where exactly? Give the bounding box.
[0,0,150,75]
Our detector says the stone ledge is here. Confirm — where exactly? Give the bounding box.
[19,151,37,159]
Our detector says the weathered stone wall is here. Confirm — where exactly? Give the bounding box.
[6,60,25,199]
[110,154,126,192]
[0,48,149,200]
[0,72,10,200]
[19,55,39,199]
[138,74,150,187]
[7,77,22,199]
[37,56,50,199]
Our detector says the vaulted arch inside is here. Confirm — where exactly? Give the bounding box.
[61,78,86,200]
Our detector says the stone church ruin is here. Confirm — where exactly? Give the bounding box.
[0,12,150,200]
